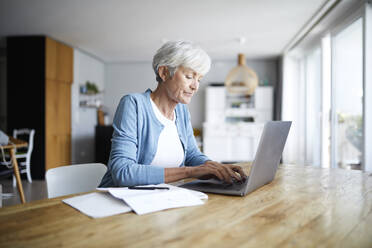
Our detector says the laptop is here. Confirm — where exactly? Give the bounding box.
[180,121,292,196]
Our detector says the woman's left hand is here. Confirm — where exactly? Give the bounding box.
[194,161,247,183]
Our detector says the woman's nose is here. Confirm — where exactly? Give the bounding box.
[190,80,198,90]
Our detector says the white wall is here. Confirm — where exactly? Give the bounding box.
[104,59,278,129]
[104,62,155,125]
[71,49,105,164]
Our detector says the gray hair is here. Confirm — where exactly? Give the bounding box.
[152,40,211,83]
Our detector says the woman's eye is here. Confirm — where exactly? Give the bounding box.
[186,75,193,79]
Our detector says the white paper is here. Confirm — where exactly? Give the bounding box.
[106,184,207,215]
[62,192,131,218]
[97,185,208,200]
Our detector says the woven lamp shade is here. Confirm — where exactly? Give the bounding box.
[225,54,258,95]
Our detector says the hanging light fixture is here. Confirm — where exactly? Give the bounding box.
[225,53,258,95]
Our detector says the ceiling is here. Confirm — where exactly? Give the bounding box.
[0,0,327,63]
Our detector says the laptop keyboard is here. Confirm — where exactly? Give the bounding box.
[219,178,248,190]
[180,177,249,193]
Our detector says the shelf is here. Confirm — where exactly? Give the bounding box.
[79,92,103,99]
[205,85,273,123]
[79,104,101,108]
[79,92,103,108]
[225,108,258,117]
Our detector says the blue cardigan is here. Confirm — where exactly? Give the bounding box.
[99,89,209,187]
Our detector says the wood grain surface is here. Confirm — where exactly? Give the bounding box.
[1,137,27,149]
[0,164,371,248]
[45,37,73,171]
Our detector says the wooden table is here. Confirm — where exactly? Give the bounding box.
[0,137,27,204]
[0,164,371,247]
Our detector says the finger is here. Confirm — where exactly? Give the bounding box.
[215,163,237,183]
[205,162,228,178]
[209,167,224,181]
[201,164,224,181]
[231,166,247,180]
[206,163,230,182]
[204,162,235,183]
[216,165,234,183]
[223,166,241,182]
[224,164,246,179]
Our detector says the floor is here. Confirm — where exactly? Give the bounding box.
[0,178,47,207]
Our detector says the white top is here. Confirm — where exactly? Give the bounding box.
[149,98,184,168]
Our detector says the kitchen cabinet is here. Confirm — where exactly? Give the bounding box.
[203,85,273,162]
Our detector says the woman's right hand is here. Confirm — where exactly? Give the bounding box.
[188,161,247,184]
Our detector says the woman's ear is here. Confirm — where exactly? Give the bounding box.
[158,66,169,82]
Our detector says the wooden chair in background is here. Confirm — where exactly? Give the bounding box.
[12,129,35,185]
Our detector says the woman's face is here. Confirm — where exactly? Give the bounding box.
[162,66,203,104]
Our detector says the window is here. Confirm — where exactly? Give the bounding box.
[282,3,372,171]
[331,18,363,169]
[304,47,322,166]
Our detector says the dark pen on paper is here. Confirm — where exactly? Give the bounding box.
[128,186,170,190]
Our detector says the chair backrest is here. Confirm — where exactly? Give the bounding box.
[13,129,35,156]
[45,163,107,198]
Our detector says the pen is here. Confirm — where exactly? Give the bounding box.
[128,186,170,190]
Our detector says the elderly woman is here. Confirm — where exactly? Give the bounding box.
[99,41,246,187]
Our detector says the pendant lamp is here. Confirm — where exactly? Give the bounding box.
[225,54,258,95]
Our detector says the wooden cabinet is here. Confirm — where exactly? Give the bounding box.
[45,38,73,82]
[44,37,72,171]
[7,36,73,178]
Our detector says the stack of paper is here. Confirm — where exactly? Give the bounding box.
[63,184,207,218]
[63,192,131,218]
[106,184,207,215]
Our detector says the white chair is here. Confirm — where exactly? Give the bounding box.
[12,129,35,186]
[45,163,107,198]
